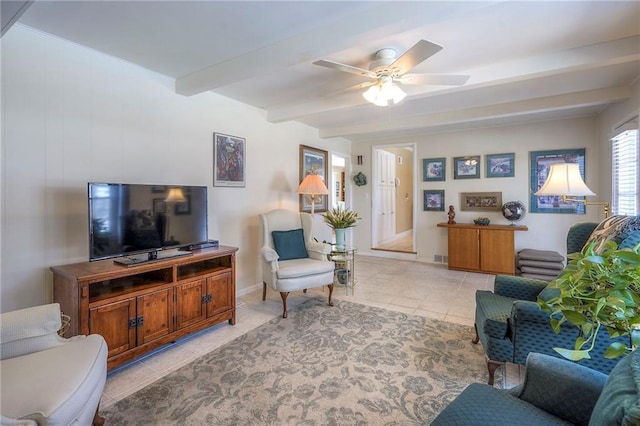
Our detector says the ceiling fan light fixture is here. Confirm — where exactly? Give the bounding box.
[362,84,382,105]
[362,79,406,107]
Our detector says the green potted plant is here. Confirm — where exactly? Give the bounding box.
[538,240,640,361]
[322,206,359,250]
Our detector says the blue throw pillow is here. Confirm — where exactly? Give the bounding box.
[619,231,640,250]
[272,229,308,261]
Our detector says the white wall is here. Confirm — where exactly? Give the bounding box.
[351,116,603,263]
[0,25,349,312]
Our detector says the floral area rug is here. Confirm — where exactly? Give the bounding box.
[102,297,490,425]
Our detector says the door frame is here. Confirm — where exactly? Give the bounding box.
[371,143,417,251]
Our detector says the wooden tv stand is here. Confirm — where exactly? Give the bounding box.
[51,246,238,371]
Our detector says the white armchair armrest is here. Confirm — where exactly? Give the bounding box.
[0,303,66,360]
[307,241,331,260]
[260,246,279,262]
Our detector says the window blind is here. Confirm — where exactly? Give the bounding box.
[611,117,639,215]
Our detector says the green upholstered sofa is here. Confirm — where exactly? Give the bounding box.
[431,349,640,426]
[473,215,640,385]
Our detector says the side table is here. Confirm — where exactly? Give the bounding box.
[328,246,357,295]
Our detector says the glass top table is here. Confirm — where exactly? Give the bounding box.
[328,246,357,295]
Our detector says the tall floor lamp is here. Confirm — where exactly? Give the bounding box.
[535,163,609,218]
[297,174,329,215]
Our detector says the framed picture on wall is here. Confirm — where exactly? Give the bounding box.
[453,155,481,179]
[423,157,446,181]
[214,133,246,187]
[424,190,445,211]
[299,145,328,213]
[460,192,502,211]
[530,148,587,214]
[486,153,515,178]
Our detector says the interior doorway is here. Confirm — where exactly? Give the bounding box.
[329,152,352,244]
[371,144,415,253]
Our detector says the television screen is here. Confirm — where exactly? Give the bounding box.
[88,183,208,261]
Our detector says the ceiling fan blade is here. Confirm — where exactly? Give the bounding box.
[313,59,377,79]
[388,39,443,76]
[399,74,470,86]
[324,81,377,97]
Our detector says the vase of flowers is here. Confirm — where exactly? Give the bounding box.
[322,206,359,251]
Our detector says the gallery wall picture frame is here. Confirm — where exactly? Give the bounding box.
[151,185,166,193]
[214,133,246,187]
[174,194,191,215]
[423,157,446,181]
[486,153,515,178]
[299,145,329,213]
[424,190,445,211]
[460,192,503,212]
[530,148,587,214]
[453,155,481,179]
[153,198,166,214]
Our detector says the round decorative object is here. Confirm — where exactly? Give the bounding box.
[502,200,527,225]
[353,172,367,186]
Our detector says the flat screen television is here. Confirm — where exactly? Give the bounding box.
[88,182,208,263]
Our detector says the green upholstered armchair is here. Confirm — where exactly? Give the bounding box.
[472,219,639,385]
[431,350,639,426]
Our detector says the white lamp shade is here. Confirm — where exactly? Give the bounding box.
[297,174,329,195]
[535,163,596,196]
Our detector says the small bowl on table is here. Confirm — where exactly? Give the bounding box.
[474,218,491,226]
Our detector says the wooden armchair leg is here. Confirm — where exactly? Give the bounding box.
[487,359,503,386]
[262,282,267,301]
[327,284,334,306]
[472,323,480,344]
[92,404,105,426]
[280,292,289,318]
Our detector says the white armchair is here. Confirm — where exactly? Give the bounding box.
[0,303,108,425]
[259,209,335,318]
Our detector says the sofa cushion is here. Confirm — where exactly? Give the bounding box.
[1,334,107,424]
[432,383,572,426]
[476,290,517,339]
[538,284,561,302]
[589,349,640,426]
[584,215,640,252]
[272,228,308,261]
[619,230,640,250]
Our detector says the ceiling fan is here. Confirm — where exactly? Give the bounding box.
[313,39,469,106]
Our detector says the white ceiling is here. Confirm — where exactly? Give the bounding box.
[13,0,640,141]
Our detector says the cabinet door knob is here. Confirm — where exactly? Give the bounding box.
[129,318,137,329]
[137,316,144,326]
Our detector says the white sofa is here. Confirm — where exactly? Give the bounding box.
[0,303,108,425]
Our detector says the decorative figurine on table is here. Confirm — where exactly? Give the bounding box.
[447,205,456,224]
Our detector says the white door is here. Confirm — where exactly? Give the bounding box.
[376,150,396,244]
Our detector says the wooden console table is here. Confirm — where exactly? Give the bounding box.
[437,223,527,275]
[51,246,238,370]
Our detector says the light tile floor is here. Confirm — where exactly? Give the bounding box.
[100,255,522,409]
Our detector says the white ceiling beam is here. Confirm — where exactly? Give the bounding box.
[175,2,497,96]
[319,86,631,138]
[267,36,640,123]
